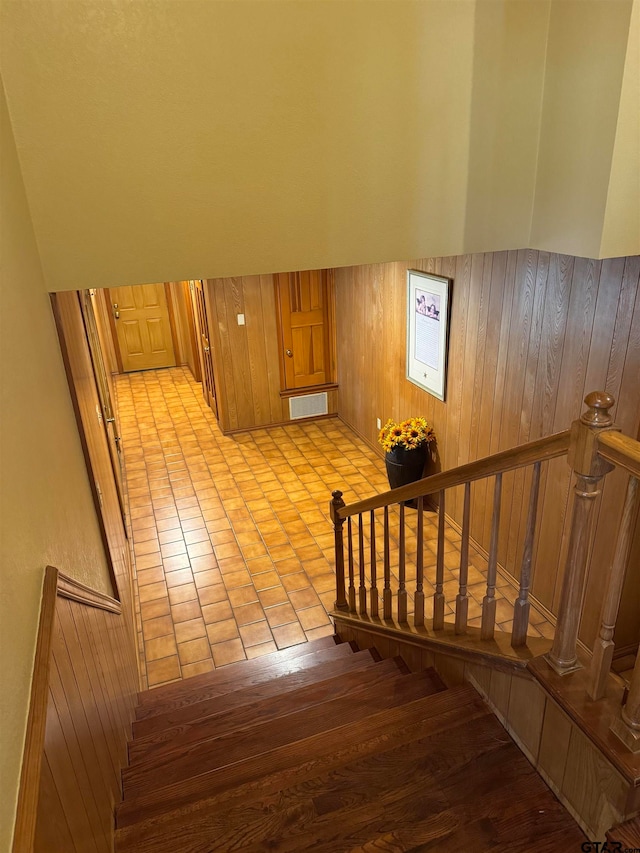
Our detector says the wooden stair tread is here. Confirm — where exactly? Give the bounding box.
[117,711,503,850]
[116,703,585,852]
[117,683,487,827]
[128,656,422,766]
[122,668,443,797]
[136,634,339,708]
[607,815,640,847]
[132,646,380,738]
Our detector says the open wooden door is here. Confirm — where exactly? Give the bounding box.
[191,279,218,417]
[274,269,336,391]
[108,283,176,372]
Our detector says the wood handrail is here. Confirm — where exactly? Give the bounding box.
[597,431,640,479]
[338,429,571,519]
[12,567,58,853]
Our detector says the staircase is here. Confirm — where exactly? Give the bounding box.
[116,636,585,852]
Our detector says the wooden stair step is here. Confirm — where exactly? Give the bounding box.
[217,730,584,853]
[122,668,442,797]
[128,656,420,767]
[136,634,340,710]
[117,684,488,828]
[116,710,504,852]
[131,646,379,739]
[608,815,640,848]
[116,701,584,852]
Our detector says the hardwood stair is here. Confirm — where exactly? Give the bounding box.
[116,636,587,852]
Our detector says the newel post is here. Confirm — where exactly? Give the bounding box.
[546,392,617,675]
[330,490,349,612]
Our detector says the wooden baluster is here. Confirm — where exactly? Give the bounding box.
[512,462,541,647]
[547,392,616,675]
[398,504,407,623]
[481,473,502,641]
[455,482,471,634]
[590,475,639,700]
[414,496,425,627]
[330,490,348,611]
[383,506,392,620]
[433,489,446,630]
[347,517,356,612]
[358,513,367,615]
[611,641,640,752]
[369,510,379,618]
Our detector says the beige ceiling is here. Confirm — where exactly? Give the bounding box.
[1,0,637,292]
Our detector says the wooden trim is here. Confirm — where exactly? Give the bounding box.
[279,382,339,399]
[11,567,59,853]
[105,288,124,373]
[57,572,122,614]
[182,280,201,382]
[327,267,337,385]
[598,431,640,478]
[331,611,552,673]
[163,281,179,365]
[339,429,572,518]
[273,273,288,393]
[50,293,121,602]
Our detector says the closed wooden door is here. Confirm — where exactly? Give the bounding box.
[192,280,218,417]
[109,283,176,372]
[81,289,126,520]
[275,269,335,390]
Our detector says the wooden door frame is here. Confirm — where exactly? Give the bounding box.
[273,268,338,396]
[105,282,178,374]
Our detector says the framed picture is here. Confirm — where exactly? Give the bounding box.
[406,269,451,401]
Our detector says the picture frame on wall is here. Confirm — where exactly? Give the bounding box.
[406,269,451,401]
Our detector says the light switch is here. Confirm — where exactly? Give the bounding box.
[237,314,245,326]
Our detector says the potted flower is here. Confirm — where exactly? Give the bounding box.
[378,416,436,495]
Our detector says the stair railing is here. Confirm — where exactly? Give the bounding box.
[331,392,640,750]
[330,423,572,646]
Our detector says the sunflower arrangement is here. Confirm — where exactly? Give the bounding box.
[378,416,436,452]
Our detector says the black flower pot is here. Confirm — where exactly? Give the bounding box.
[384,446,428,507]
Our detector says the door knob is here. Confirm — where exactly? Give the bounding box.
[112,303,120,320]
[285,349,293,358]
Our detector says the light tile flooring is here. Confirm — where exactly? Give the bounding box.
[116,367,551,690]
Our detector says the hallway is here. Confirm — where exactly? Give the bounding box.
[118,367,550,689]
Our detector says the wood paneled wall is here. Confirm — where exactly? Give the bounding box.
[11,569,138,853]
[33,588,138,853]
[335,252,640,648]
[205,274,337,433]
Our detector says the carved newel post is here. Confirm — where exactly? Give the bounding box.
[546,392,617,675]
[330,490,349,612]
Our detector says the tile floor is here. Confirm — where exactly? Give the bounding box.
[116,367,551,690]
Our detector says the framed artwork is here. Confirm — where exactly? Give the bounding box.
[406,269,451,401]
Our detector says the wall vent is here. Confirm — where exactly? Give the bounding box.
[289,392,328,420]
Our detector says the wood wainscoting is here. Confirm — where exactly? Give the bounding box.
[12,566,138,853]
[205,273,338,433]
[334,252,640,651]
